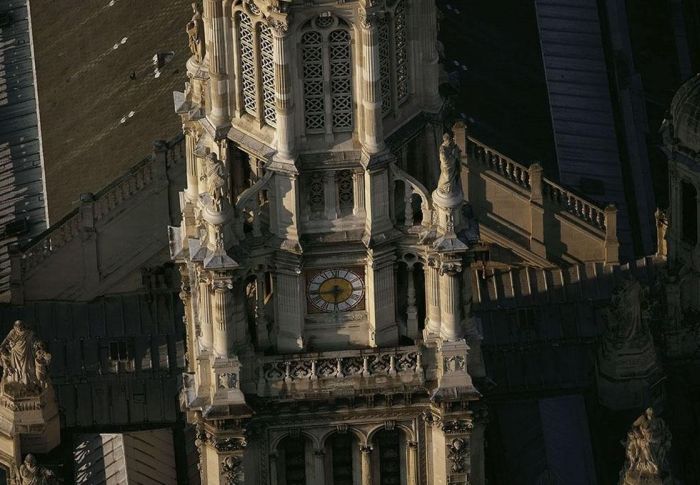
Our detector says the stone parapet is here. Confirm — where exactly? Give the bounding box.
[257,345,424,398]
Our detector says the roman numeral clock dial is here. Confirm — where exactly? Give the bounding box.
[306,268,365,313]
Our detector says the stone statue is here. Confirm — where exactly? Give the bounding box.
[1,320,37,388]
[186,3,205,62]
[34,341,51,389]
[604,279,649,346]
[0,320,51,392]
[619,408,673,484]
[655,208,668,257]
[437,133,462,196]
[202,153,229,206]
[17,454,57,485]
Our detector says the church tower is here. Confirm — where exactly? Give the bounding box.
[170,0,484,483]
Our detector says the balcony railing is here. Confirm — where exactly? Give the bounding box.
[257,346,424,398]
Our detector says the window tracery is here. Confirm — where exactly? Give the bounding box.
[336,170,354,215]
[378,0,410,116]
[301,15,354,134]
[259,23,276,126]
[238,12,257,116]
[234,6,276,128]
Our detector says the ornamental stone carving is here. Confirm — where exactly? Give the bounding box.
[437,133,462,197]
[186,3,205,62]
[442,419,473,434]
[619,408,673,484]
[221,455,244,485]
[202,153,229,205]
[17,454,57,485]
[1,320,51,394]
[447,437,467,473]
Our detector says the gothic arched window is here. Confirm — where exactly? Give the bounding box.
[301,15,354,135]
[235,8,276,127]
[378,0,409,116]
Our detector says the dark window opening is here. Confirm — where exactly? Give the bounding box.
[681,181,697,245]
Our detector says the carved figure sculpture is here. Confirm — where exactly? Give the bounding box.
[186,3,205,62]
[202,153,229,206]
[34,342,51,389]
[17,454,57,485]
[437,133,462,196]
[603,279,650,347]
[0,320,52,392]
[1,320,37,387]
[619,408,673,484]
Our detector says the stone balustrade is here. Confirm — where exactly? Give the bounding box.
[257,345,424,398]
[467,140,531,189]
[20,135,185,274]
[542,179,607,230]
[459,128,619,265]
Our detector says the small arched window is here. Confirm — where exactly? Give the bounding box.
[301,15,354,134]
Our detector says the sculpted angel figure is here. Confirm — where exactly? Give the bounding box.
[17,454,57,484]
[620,408,672,481]
[34,341,51,388]
[437,133,462,196]
[1,320,37,387]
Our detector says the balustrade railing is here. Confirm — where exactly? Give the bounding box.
[467,139,531,189]
[258,346,424,396]
[20,135,185,273]
[542,180,606,230]
[466,137,606,231]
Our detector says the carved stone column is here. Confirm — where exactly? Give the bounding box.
[405,263,419,339]
[313,448,325,485]
[212,278,233,358]
[359,9,385,154]
[203,0,230,128]
[255,272,271,349]
[360,444,373,485]
[273,253,304,352]
[269,451,279,485]
[185,128,200,202]
[199,273,214,349]
[270,20,294,161]
[324,171,338,220]
[366,249,398,347]
[424,259,441,338]
[438,260,464,342]
[353,169,366,216]
[407,440,418,485]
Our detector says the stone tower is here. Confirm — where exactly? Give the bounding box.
[170,0,484,483]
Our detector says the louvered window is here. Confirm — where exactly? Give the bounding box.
[301,15,354,134]
[378,0,410,117]
[235,8,276,127]
[259,23,276,126]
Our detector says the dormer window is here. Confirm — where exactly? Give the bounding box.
[301,15,354,135]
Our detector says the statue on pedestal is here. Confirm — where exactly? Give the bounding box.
[619,408,673,484]
[437,133,462,197]
[0,320,51,394]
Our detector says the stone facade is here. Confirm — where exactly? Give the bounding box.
[169,0,487,483]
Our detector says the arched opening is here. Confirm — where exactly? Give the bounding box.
[393,180,407,226]
[324,432,358,485]
[397,257,426,343]
[410,193,423,226]
[681,180,697,245]
[372,428,405,485]
[244,275,257,346]
[277,435,311,485]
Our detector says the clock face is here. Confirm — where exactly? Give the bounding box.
[307,268,365,313]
